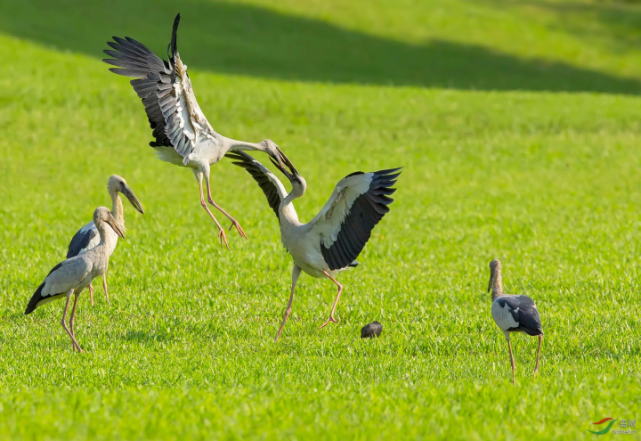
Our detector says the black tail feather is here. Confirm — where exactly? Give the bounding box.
[24,282,45,315]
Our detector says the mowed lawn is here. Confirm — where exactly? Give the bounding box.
[1,0,641,439]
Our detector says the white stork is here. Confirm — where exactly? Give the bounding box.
[66,175,144,306]
[226,151,401,341]
[103,13,287,248]
[488,259,543,384]
[25,207,126,352]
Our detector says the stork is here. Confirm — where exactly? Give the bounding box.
[66,175,144,306]
[103,13,287,248]
[226,151,401,341]
[25,207,125,352]
[488,259,543,384]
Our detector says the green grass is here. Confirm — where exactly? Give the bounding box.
[1,0,641,439]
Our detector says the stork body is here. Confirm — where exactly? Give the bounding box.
[103,13,287,248]
[227,151,400,341]
[25,208,125,352]
[66,175,144,306]
[488,259,543,384]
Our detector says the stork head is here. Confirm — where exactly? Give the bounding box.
[488,259,502,293]
[260,139,286,169]
[93,207,125,239]
[108,175,145,215]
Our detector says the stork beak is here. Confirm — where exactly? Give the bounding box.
[276,149,300,178]
[121,184,144,215]
[487,275,492,293]
[107,213,125,239]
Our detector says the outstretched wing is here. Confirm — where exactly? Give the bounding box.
[103,13,220,162]
[311,168,401,271]
[226,151,288,219]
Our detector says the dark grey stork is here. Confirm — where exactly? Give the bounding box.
[488,259,543,384]
[25,208,125,352]
[226,151,400,341]
[103,13,287,249]
[66,175,143,306]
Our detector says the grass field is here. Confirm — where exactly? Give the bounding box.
[1,0,641,439]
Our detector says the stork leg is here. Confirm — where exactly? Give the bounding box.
[204,173,247,239]
[505,332,515,384]
[318,270,343,329]
[102,274,110,304]
[89,283,95,307]
[69,291,81,351]
[534,334,542,376]
[275,264,301,342]
[195,171,229,250]
[61,291,83,352]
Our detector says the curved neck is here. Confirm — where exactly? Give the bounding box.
[279,186,305,225]
[96,221,114,250]
[490,268,503,300]
[110,189,124,226]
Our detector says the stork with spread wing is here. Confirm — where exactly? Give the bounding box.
[226,151,401,341]
[104,13,287,249]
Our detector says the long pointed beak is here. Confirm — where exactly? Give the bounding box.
[107,214,125,239]
[122,184,144,215]
[487,275,492,293]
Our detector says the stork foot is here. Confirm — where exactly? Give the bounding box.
[318,315,339,329]
[228,218,247,239]
[217,227,230,250]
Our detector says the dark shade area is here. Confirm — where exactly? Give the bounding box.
[1,0,640,93]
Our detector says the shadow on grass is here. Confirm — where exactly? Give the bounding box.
[473,0,641,53]
[1,0,640,93]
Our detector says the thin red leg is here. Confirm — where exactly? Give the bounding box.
[205,177,247,239]
[318,270,343,329]
[198,178,229,250]
[102,274,110,304]
[505,333,515,384]
[61,292,83,352]
[69,292,81,352]
[534,334,542,376]
[89,283,95,307]
[275,265,300,342]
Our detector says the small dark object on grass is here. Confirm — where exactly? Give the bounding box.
[361,321,383,338]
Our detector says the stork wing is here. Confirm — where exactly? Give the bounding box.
[103,13,220,163]
[25,256,94,314]
[66,222,99,258]
[226,151,288,219]
[310,168,401,271]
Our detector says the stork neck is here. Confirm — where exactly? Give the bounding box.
[490,270,504,300]
[96,221,114,250]
[110,189,124,226]
[226,138,264,153]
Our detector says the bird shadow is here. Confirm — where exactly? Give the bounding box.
[0,0,640,94]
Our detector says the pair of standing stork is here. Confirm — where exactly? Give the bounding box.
[24,14,401,351]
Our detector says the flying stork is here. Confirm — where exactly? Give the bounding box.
[25,207,126,352]
[226,151,401,341]
[103,13,287,248]
[488,259,543,384]
[66,175,144,306]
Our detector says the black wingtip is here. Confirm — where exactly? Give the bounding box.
[170,13,181,59]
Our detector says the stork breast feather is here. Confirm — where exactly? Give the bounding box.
[318,173,373,248]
